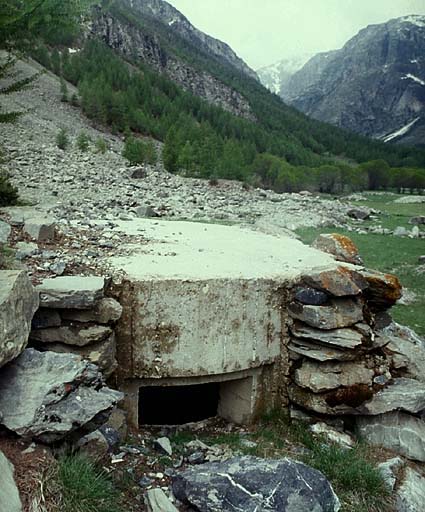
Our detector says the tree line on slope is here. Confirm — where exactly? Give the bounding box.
[109,0,425,169]
[33,40,424,193]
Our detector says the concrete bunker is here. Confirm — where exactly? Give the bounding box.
[109,219,343,430]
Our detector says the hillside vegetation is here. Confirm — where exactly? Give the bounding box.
[9,0,416,194]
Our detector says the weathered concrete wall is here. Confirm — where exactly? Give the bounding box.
[116,278,285,379]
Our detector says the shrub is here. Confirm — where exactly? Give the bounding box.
[122,136,157,165]
[58,454,122,512]
[56,128,69,150]
[0,170,19,206]
[76,131,91,152]
[71,93,79,106]
[95,137,108,154]
[60,77,68,102]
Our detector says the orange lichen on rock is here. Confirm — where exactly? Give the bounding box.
[312,233,364,265]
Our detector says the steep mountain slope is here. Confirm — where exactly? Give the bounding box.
[90,1,255,120]
[80,0,425,170]
[119,0,258,80]
[280,15,425,146]
[257,53,313,95]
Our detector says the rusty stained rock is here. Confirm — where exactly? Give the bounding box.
[358,269,402,310]
[289,377,425,416]
[312,233,364,265]
[288,298,364,330]
[288,382,375,415]
[303,266,366,297]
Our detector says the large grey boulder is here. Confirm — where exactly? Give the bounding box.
[36,276,105,309]
[0,450,22,512]
[172,456,340,512]
[357,412,425,462]
[397,467,425,512]
[0,270,39,368]
[0,348,123,443]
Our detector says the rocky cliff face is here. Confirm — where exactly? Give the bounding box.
[122,0,258,80]
[89,3,255,120]
[281,15,425,145]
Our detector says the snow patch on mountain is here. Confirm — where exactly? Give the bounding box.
[400,15,425,28]
[382,117,421,142]
[401,74,425,86]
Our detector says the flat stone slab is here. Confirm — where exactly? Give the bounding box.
[290,321,364,349]
[31,325,112,346]
[295,360,375,393]
[36,276,105,309]
[289,338,359,362]
[361,378,425,415]
[288,299,364,330]
[107,219,340,280]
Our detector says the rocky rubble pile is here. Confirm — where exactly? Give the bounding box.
[30,275,122,377]
[0,271,123,446]
[287,234,425,464]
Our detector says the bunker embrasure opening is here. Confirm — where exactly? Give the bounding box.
[138,382,220,425]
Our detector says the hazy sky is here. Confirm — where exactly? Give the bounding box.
[167,0,425,69]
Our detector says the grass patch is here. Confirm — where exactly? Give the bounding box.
[251,412,392,512]
[296,193,425,336]
[58,454,123,512]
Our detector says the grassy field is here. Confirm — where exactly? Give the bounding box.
[297,193,425,336]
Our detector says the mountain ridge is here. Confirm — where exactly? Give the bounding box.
[276,15,425,146]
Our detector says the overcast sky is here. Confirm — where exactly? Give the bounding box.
[167,0,425,69]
